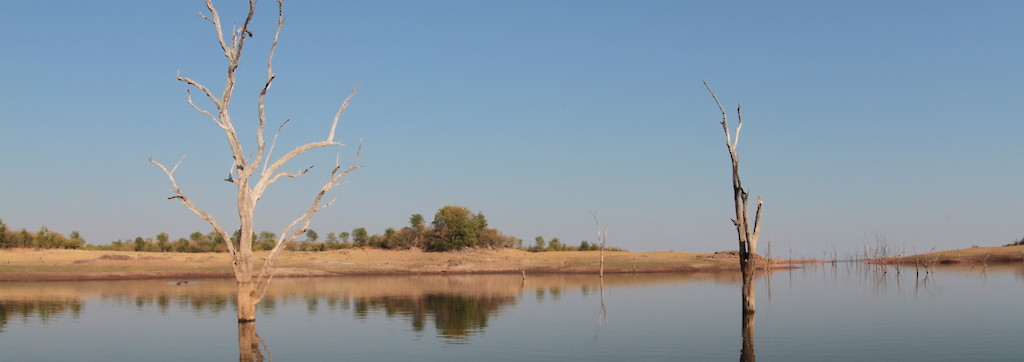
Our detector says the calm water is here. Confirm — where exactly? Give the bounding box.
[1,263,1022,361]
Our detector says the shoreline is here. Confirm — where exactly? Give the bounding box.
[0,248,799,282]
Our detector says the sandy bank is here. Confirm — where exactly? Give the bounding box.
[0,248,797,281]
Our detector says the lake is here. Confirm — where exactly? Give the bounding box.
[1,263,1021,361]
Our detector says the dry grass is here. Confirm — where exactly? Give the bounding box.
[0,248,765,281]
[887,244,1024,265]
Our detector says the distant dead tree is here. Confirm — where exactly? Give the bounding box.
[150,0,360,322]
[591,211,609,277]
[704,82,763,314]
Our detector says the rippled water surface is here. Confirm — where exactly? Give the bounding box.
[2,263,1022,361]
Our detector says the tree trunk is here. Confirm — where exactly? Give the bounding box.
[740,255,756,314]
[237,280,258,322]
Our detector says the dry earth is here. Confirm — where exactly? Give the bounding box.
[0,248,796,281]
[884,244,1024,265]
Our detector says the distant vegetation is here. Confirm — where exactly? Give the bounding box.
[0,219,84,250]
[0,207,623,253]
[1004,236,1024,247]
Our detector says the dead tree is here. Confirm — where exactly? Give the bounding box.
[704,82,763,314]
[592,211,609,277]
[150,0,360,322]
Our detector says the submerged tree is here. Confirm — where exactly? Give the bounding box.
[704,82,763,314]
[151,0,361,322]
[591,212,609,277]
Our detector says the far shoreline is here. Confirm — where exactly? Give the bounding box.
[0,248,803,282]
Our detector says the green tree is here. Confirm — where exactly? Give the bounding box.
[67,231,84,249]
[381,228,398,249]
[306,229,319,243]
[36,226,54,249]
[0,220,8,249]
[352,228,369,246]
[156,232,170,252]
[410,214,425,229]
[324,232,340,250]
[579,240,592,251]
[474,212,488,230]
[209,231,226,245]
[530,236,546,252]
[477,228,517,249]
[338,231,352,248]
[173,237,189,252]
[134,237,147,252]
[429,205,481,251]
[13,229,33,248]
[548,237,563,251]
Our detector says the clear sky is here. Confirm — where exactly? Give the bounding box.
[1,0,1021,257]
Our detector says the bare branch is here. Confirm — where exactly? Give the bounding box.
[704,81,733,152]
[184,89,222,126]
[252,0,285,176]
[329,84,360,142]
[178,73,224,112]
[252,82,357,198]
[734,103,743,149]
[750,196,763,253]
[202,0,231,58]
[149,157,236,256]
[262,118,291,175]
[169,155,186,174]
[255,143,362,299]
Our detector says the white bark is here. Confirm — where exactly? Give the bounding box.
[591,211,609,277]
[704,81,763,314]
[151,0,360,321]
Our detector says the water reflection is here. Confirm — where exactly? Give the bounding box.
[0,298,83,333]
[351,293,515,342]
[740,311,755,362]
[3,265,1023,360]
[238,321,269,362]
[0,273,739,336]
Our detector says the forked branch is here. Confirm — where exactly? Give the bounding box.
[149,156,237,256]
[704,82,764,256]
[255,142,363,301]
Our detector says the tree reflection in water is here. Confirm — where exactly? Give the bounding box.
[740,311,755,362]
[238,321,269,362]
[0,298,83,333]
[1,273,785,358]
[351,294,516,343]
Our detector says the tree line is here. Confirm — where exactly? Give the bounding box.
[0,220,85,250]
[1,206,621,253]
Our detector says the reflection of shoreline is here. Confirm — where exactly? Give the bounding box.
[0,297,83,333]
[354,293,517,342]
[0,273,755,331]
[0,272,761,302]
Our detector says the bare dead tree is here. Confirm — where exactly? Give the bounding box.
[704,82,763,314]
[591,211,609,277]
[150,0,361,322]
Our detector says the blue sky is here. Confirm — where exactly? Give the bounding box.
[1,0,1021,256]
